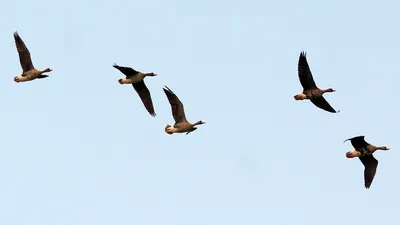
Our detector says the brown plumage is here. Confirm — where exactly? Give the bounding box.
[163,86,205,135]
[113,64,157,117]
[13,31,52,82]
[294,51,339,113]
[344,136,390,189]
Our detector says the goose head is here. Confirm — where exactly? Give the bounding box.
[43,68,52,73]
[194,120,206,126]
[323,88,336,93]
[145,72,157,77]
[14,76,20,82]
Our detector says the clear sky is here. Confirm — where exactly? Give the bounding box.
[1,0,399,224]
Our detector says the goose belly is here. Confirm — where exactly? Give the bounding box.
[357,147,373,157]
[22,70,39,79]
[128,75,145,84]
[348,148,372,158]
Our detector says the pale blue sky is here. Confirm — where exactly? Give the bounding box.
[1,0,399,224]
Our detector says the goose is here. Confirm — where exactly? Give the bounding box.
[13,32,52,83]
[163,86,205,135]
[294,51,339,113]
[344,136,390,189]
[113,64,157,117]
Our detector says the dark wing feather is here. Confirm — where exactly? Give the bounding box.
[163,86,187,123]
[113,64,139,76]
[310,97,338,113]
[13,32,34,72]
[298,51,318,90]
[132,81,156,117]
[359,155,378,189]
[347,136,368,149]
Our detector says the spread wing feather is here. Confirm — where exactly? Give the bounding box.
[298,51,317,90]
[163,86,187,124]
[113,64,139,76]
[14,32,34,72]
[310,97,338,113]
[359,155,378,189]
[132,81,156,117]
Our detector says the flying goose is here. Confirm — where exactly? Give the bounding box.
[294,51,339,113]
[13,32,52,82]
[163,86,205,135]
[344,136,390,189]
[113,64,157,117]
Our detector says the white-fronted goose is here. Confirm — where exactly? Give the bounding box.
[13,32,52,82]
[344,136,390,189]
[163,86,205,135]
[113,64,157,117]
[294,51,339,113]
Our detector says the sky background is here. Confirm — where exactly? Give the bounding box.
[0,0,399,224]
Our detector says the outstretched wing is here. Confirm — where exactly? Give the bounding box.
[359,155,378,189]
[310,97,338,113]
[113,64,139,76]
[13,32,34,72]
[163,86,187,124]
[298,51,317,90]
[132,81,156,117]
[344,136,368,149]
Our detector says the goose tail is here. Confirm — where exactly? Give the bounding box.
[165,124,173,135]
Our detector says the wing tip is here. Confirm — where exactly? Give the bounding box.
[147,110,157,117]
[343,135,365,142]
[13,31,22,42]
[163,85,173,94]
[364,179,374,189]
[326,109,339,113]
